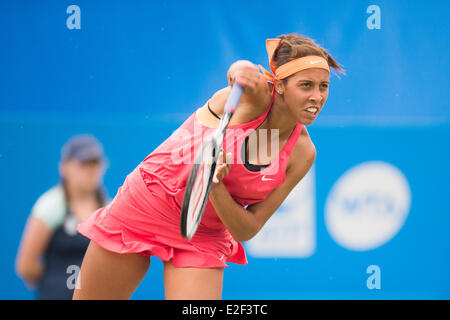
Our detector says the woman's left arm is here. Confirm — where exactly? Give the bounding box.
[209,140,316,242]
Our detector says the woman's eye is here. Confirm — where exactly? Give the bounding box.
[299,82,328,89]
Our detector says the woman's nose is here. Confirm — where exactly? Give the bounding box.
[310,88,323,103]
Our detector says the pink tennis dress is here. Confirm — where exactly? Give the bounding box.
[77,97,303,268]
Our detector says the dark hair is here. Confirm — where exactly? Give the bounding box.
[271,33,345,81]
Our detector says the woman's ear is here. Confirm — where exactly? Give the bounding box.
[274,80,285,95]
[58,161,65,178]
[59,160,72,180]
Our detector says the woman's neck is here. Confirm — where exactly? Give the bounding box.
[261,94,298,140]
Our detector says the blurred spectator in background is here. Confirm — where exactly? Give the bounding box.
[15,134,110,299]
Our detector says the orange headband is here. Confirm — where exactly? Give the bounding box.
[258,38,330,82]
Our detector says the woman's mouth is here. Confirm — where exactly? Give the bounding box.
[304,106,319,117]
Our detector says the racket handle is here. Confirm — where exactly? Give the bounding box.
[224,84,243,113]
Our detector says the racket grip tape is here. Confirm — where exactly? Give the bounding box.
[224,84,243,113]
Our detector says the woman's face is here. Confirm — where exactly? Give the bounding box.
[61,159,105,194]
[276,68,330,125]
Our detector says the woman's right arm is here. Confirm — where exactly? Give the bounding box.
[227,60,272,108]
[196,60,271,127]
[15,216,52,287]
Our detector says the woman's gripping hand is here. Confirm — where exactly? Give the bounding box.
[227,60,262,95]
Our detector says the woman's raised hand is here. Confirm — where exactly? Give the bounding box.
[227,60,261,95]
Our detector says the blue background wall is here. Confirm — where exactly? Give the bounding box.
[1,0,449,299]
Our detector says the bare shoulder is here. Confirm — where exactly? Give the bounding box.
[286,125,316,176]
[196,84,272,128]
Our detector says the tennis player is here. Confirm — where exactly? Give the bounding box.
[73,33,344,300]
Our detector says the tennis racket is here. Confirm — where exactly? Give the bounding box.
[180,84,243,240]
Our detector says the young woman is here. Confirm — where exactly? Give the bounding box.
[73,33,344,300]
[16,134,109,299]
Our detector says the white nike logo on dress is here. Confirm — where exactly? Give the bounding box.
[310,60,321,64]
[262,175,275,181]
